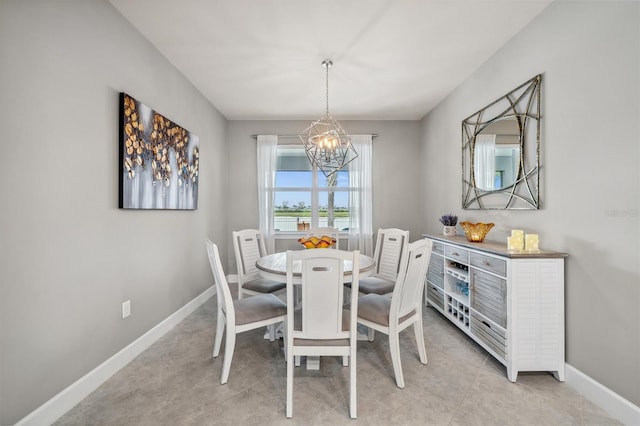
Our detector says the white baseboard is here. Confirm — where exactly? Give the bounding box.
[16,285,215,426]
[566,364,640,425]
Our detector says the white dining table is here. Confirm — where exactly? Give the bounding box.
[255,251,376,370]
[256,251,376,283]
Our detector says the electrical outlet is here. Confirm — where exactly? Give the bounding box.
[122,300,131,319]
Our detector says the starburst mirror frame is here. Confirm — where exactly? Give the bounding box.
[462,75,542,210]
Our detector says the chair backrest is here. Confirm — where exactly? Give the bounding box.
[390,239,433,322]
[372,228,410,281]
[206,240,235,321]
[232,229,267,282]
[286,249,359,341]
[306,227,340,249]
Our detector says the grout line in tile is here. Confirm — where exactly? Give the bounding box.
[444,352,490,426]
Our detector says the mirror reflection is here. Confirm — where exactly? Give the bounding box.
[462,74,541,210]
[474,118,520,191]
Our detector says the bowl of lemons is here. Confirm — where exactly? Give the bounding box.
[297,235,336,249]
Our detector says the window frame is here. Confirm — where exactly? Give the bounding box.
[272,144,353,237]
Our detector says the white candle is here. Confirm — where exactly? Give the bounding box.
[507,236,523,251]
[511,229,524,239]
[525,234,539,252]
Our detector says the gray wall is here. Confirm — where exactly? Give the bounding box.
[420,1,639,406]
[226,120,423,271]
[2,0,638,423]
[0,1,228,424]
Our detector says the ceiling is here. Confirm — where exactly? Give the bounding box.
[109,0,551,121]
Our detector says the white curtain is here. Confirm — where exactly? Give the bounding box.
[348,135,373,256]
[474,134,496,191]
[257,135,277,253]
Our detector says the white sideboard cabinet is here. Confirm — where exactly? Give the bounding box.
[423,234,567,382]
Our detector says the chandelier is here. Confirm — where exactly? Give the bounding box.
[299,60,358,177]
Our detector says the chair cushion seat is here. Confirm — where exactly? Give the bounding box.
[293,337,350,346]
[242,277,286,293]
[355,276,395,295]
[357,294,415,327]
[292,308,351,346]
[234,294,286,325]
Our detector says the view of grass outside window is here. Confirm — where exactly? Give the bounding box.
[274,146,352,232]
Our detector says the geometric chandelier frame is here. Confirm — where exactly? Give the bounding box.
[299,60,358,177]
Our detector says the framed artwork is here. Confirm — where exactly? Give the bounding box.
[119,93,199,209]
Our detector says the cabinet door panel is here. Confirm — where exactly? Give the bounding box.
[426,282,445,311]
[427,253,444,289]
[471,269,507,327]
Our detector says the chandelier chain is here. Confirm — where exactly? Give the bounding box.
[325,61,330,115]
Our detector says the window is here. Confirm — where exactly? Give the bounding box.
[273,146,352,232]
[257,134,373,254]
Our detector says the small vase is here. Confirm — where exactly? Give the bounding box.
[443,226,457,236]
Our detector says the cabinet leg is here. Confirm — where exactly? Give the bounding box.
[552,367,565,382]
[507,367,518,382]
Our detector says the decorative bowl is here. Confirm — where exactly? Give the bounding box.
[297,235,336,249]
[459,222,494,242]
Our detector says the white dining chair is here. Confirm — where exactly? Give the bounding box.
[206,240,287,385]
[357,239,432,388]
[285,248,360,419]
[305,227,340,249]
[346,228,409,297]
[233,229,286,300]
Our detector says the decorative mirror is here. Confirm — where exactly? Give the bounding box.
[462,75,541,209]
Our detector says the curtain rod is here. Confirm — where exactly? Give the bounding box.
[252,134,377,139]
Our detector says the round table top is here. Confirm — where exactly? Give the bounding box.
[256,251,376,279]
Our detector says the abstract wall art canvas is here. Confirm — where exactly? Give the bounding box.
[119,93,199,209]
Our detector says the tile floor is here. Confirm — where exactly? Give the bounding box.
[55,290,621,425]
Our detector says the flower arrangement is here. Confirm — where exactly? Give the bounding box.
[439,214,458,226]
[439,214,458,236]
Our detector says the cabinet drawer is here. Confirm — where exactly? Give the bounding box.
[445,245,469,264]
[426,253,444,289]
[432,241,445,255]
[471,269,507,328]
[470,252,506,277]
[426,282,445,310]
[470,311,506,359]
